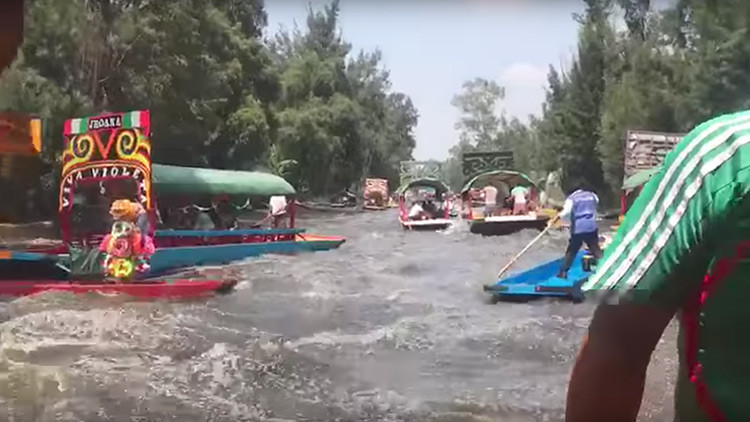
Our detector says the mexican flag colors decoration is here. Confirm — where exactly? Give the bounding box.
[63,110,150,135]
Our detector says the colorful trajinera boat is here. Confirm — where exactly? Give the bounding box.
[363,178,389,210]
[461,170,549,236]
[0,111,232,297]
[0,110,345,289]
[397,178,452,230]
[396,160,451,230]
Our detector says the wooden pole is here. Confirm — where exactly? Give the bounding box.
[496,216,558,279]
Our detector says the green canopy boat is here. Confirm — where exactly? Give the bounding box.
[460,170,549,236]
[397,177,452,230]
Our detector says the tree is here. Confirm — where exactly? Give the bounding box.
[450,77,505,149]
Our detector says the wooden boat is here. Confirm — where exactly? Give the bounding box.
[483,234,612,302]
[483,250,590,302]
[5,110,344,277]
[397,177,452,230]
[363,178,389,210]
[0,229,236,299]
[460,170,550,236]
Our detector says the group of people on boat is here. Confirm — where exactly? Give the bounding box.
[406,194,443,220]
[158,195,291,231]
[471,183,538,218]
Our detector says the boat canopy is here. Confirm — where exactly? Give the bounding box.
[622,167,659,191]
[397,177,450,196]
[460,170,537,194]
[153,164,295,197]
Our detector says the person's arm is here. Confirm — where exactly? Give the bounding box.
[566,304,674,422]
[558,198,573,220]
[567,147,744,421]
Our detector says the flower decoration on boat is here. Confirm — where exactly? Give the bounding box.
[100,199,155,282]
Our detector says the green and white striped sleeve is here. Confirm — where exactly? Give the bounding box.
[583,110,750,306]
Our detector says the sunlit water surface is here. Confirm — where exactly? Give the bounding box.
[0,210,677,421]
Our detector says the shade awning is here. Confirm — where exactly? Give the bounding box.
[397,177,450,195]
[622,167,660,191]
[152,163,295,197]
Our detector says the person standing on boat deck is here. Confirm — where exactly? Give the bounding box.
[556,182,602,279]
[510,185,529,215]
[566,109,750,422]
[482,184,498,217]
[269,195,288,228]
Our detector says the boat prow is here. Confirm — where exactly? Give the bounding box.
[483,251,590,302]
[400,218,452,231]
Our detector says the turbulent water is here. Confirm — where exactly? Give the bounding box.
[0,210,678,421]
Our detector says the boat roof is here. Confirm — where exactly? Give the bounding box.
[397,177,450,195]
[622,167,659,190]
[460,170,537,194]
[153,164,295,197]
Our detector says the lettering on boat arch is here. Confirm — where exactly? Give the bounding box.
[58,110,152,212]
[461,151,514,183]
[399,160,442,183]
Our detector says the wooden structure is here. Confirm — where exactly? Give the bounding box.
[623,130,684,179]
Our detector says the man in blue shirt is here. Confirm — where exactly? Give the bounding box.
[557,182,602,278]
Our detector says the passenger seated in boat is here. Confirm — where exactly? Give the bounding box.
[407,201,426,220]
[187,206,216,230]
[422,199,439,218]
[269,195,288,228]
[211,195,240,230]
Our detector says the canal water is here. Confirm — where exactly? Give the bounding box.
[0,210,677,421]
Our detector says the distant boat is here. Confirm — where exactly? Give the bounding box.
[397,177,452,231]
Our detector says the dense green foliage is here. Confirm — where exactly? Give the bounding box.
[0,0,417,215]
[444,0,750,204]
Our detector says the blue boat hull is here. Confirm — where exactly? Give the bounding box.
[0,229,345,279]
[149,238,344,275]
[483,250,590,302]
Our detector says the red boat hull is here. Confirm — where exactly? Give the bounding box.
[0,279,235,299]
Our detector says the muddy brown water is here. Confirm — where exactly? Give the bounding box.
[0,210,677,421]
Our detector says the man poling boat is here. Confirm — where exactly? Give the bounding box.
[566,109,750,422]
[555,181,603,279]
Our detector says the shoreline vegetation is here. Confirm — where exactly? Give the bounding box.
[3,1,748,224]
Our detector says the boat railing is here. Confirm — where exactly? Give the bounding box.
[152,228,306,248]
[154,228,305,237]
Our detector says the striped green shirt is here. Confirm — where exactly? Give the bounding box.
[583,110,750,421]
[584,110,750,300]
